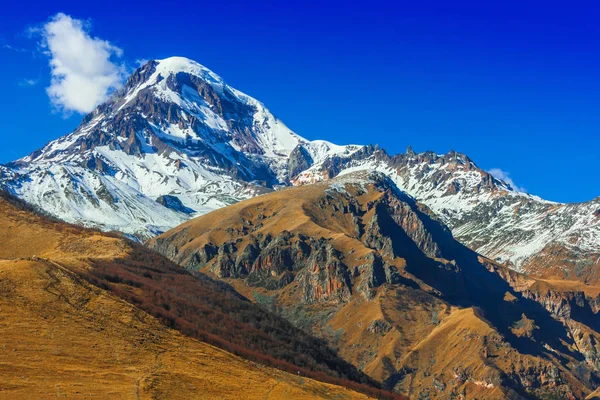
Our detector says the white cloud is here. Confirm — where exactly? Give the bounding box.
[488,168,526,193]
[3,44,28,53]
[39,13,126,114]
[135,58,149,67]
[19,78,39,87]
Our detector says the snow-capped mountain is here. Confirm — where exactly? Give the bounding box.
[1,57,361,238]
[1,56,598,282]
[293,147,600,282]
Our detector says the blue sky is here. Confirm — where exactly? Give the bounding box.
[1,1,598,203]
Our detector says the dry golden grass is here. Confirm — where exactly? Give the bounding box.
[328,288,404,378]
[0,259,369,399]
[396,307,508,398]
[0,194,371,400]
[529,278,600,297]
[587,387,600,399]
[480,255,600,297]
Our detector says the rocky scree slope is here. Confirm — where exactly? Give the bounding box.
[150,171,600,399]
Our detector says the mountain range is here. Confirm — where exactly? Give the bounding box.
[0,188,397,399]
[0,57,361,238]
[1,56,598,284]
[2,56,600,399]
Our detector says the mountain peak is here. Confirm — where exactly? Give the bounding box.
[3,57,598,283]
[2,56,361,238]
[156,55,206,68]
[153,56,224,85]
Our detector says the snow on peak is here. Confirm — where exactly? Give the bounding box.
[140,57,309,157]
[154,56,224,86]
[17,54,594,275]
[4,55,367,239]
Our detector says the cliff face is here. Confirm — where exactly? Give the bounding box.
[480,257,600,374]
[149,172,600,399]
[151,173,458,304]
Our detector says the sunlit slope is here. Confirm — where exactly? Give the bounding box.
[0,192,375,399]
[0,258,368,399]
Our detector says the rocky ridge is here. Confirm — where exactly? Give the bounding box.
[293,147,600,283]
[149,171,600,399]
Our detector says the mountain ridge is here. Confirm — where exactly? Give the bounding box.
[1,56,361,238]
[1,55,599,282]
[292,145,600,281]
[148,171,600,399]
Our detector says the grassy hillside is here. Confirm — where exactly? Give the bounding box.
[0,190,401,399]
[0,258,369,399]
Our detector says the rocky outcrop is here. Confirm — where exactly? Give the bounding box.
[482,258,600,325]
[177,231,354,300]
[367,319,392,335]
[297,240,353,304]
[288,145,314,179]
[361,186,442,263]
[520,288,600,326]
[156,195,193,214]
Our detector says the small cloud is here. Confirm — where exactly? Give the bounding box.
[19,78,39,87]
[488,168,526,192]
[3,44,28,53]
[135,58,149,67]
[36,13,126,115]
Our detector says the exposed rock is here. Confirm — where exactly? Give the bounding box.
[297,242,353,304]
[367,319,392,335]
[288,145,314,179]
[156,195,193,214]
[149,172,600,399]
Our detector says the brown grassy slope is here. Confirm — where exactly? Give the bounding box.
[148,175,600,307]
[149,173,600,399]
[149,183,374,267]
[0,190,393,399]
[0,258,369,399]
